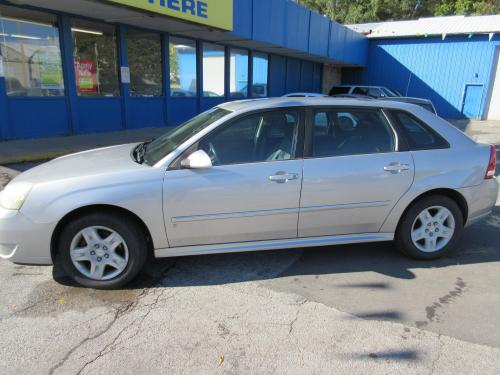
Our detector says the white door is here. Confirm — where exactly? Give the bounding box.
[487,48,500,120]
[163,109,304,247]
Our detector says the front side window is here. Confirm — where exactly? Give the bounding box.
[389,110,448,150]
[251,52,268,98]
[312,109,395,158]
[0,5,64,97]
[170,37,197,97]
[72,19,119,96]
[127,29,162,97]
[144,107,230,166]
[329,86,351,96]
[229,48,248,98]
[202,43,224,97]
[199,110,300,166]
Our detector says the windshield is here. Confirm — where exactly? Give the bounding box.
[382,87,399,97]
[143,107,230,166]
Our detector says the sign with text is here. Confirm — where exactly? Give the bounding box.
[74,60,97,93]
[105,0,233,31]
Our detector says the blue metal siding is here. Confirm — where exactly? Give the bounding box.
[230,0,253,40]
[344,35,500,118]
[269,54,287,97]
[285,1,310,52]
[286,58,301,93]
[252,0,286,47]
[308,12,330,57]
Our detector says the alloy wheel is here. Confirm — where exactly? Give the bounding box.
[411,206,456,253]
[70,226,129,281]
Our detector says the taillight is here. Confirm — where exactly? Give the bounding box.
[485,145,497,180]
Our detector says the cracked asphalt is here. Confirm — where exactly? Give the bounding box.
[1,159,500,374]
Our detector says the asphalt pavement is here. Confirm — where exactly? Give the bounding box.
[0,156,499,374]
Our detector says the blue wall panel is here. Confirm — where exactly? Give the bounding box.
[285,1,310,52]
[286,58,301,93]
[344,35,500,118]
[309,12,330,57]
[313,63,322,92]
[127,98,166,129]
[300,61,314,92]
[269,54,287,97]
[76,98,123,133]
[167,98,198,126]
[252,0,286,46]
[230,0,253,40]
[6,99,69,139]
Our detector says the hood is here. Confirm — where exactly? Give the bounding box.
[13,143,144,185]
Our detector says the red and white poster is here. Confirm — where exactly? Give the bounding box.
[74,60,97,93]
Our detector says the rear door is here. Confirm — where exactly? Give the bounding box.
[298,107,414,237]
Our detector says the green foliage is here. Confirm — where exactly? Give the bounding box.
[296,0,500,24]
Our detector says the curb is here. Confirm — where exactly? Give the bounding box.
[0,150,73,165]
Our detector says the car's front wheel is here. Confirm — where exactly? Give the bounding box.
[395,195,464,260]
[58,212,148,289]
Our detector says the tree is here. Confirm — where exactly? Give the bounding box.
[296,0,500,24]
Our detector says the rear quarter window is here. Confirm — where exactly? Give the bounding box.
[388,110,449,151]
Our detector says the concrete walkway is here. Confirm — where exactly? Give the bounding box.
[0,120,499,165]
[0,127,169,165]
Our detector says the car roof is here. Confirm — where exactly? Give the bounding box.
[218,97,419,113]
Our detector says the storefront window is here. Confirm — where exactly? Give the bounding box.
[71,19,119,97]
[230,49,248,98]
[252,52,268,98]
[0,5,64,97]
[169,37,197,97]
[127,29,162,97]
[202,43,224,97]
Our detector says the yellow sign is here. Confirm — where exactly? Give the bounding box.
[105,0,233,31]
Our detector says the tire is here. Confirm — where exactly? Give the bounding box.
[395,195,464,260]
[58,212,148,289]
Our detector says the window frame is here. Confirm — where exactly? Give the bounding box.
[169,107,306,170]
[304,106,405,159]
[385,109,450,151]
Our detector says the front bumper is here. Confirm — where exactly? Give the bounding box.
[0,207,53,265]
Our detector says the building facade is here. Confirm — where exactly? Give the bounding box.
[0,0,367,141]
[345,16,500,120]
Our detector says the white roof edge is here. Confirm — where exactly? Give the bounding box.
[346,14,500,39]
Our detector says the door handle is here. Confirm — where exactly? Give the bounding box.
[269,171,300,183]
[384,163,410,173]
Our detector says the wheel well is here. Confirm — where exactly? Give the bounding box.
[50,204,154,263]
[398,188,469,230]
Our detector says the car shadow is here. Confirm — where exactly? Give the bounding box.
[53,206,500,290]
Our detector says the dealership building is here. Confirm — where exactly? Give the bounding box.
[0,0,499,142]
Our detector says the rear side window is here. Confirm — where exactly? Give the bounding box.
[329,86,350,95]
[389,110,449,151]
[312,109,396,158]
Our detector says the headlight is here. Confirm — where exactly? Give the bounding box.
[0,183,33,210]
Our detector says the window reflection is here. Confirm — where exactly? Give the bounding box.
[252,52,268,98]
[170,37,197,97]
[0,5,64,97]
[71,19,119,97]
[202,43,224,97]
[230,49,248,98]
[128,29,162,97]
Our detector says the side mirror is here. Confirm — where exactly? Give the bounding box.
[181,150,213,169]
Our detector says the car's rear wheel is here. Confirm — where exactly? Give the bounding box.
[395,195,464,260]
[58,212,148,289]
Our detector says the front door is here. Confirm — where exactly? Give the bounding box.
[462,84,484,119]
[299,108,414,237]
[163,109,304,247]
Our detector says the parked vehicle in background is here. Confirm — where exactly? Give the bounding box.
[282,93,328,98]
[380,97,438,115]
[329,85,402,98]
[0,98,497,289]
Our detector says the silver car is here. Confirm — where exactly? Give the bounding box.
[0,98,498,289]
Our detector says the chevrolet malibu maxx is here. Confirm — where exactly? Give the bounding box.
[0,98,498,289]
